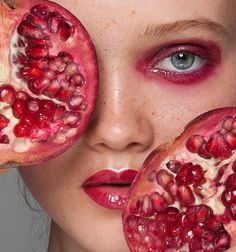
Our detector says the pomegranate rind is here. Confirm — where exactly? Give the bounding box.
[0,0,99,166]
[123,107,236,252]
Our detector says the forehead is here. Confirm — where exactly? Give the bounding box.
[55,0,234,28]
[54,0,236,53]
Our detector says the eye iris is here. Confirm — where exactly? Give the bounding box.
[171,51,194,70]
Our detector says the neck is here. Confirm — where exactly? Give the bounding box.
[47,220,85,252]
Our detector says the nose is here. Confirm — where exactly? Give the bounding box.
[85,61,154,153]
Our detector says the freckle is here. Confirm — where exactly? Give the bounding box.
[152,112,155,115]
[111,19,117,25]
[131,10,135,15]
[103,102,106,105]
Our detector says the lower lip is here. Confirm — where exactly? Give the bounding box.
[83,185,130,209]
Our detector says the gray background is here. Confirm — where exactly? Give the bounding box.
[0,168,50,252]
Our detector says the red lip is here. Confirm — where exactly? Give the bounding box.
[82,169,138,210]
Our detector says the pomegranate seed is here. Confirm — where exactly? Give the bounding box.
[198,142,211,159]
[28,100,40,112]
[0,115,10,130]
[15,91,28,100]
[17,38,26,47]
[0,85,16,104]
[190,164,206,185]
[21,112,39,126]
[30,4,50,18]
[230,203,236,218]
[195,205,213,223]
[26,13,47,29]
[225,174,236,190]
[28,78,51,95]
[0,135,9,144]
[67,95,84,110]
[151,192,167,211]
[20,65,44,79]
[232,160,236,173]
[223,132,236,149]
[205,132,232,159]
[63,112,81,127]
[37,111,52,128]
[141,195,153,216]
[17,20,45,39]
[28,58,49,69]
[43,80,61,98]
[177,185,195,206]
[47,12,64,33]
[208,216,223,231]
[221,187,236,206]
[221,116,234,131]
[27,37,52,48]
[202,230,214,243]
[53,106,66,121]
[166,206,179,215]
[215,164,228,186]
[167,181,178,197]
[175,163,193,185]
[44,69,55,79]
[65,63,80,76]
[25,47,49,59]
[156,169,174,188]
[58,51,73,64]
[55,87,70,102]
[40,99,56,111]
[162,191,175,205]
[166,160,181,173]
[126,215,139,233]
[59,21,72,41]
[214,230,231,250]
[11,98,27,118]
[190,238,202,250]
[193,184,203,197]
[17,52,28,65]
[48,58,66,72]
[13,123,32,137]
[70,74,84,87]
[186,134,205,153]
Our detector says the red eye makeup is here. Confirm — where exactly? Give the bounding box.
[137,40,221,85]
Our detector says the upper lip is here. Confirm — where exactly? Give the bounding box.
[82,169,138,187]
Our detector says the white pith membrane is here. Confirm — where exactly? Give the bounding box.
[124,112,236,252]
[0,4,91,154]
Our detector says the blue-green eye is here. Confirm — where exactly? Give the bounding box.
[155,51,205,73]
[171,51,194,70]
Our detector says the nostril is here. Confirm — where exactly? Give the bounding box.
[126,142,147,151]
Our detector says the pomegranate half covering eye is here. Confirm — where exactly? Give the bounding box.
[0,0,98,167]
[123,107,236,252]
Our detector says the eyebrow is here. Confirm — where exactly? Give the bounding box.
[142,19,231,39]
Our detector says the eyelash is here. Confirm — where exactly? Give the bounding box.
[138,42,221,85]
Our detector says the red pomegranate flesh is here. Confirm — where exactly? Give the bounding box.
[123,107,236,252]
[0,0,98,167]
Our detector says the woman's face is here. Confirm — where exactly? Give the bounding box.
[19,0,236,251]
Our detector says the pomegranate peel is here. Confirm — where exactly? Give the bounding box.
[0,0,98,166]
[123,107,236,252]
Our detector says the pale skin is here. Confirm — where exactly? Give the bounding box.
[7,0,236,251]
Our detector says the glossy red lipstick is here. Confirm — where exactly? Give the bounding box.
[82,169,138,210]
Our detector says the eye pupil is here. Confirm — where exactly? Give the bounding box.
[171,51,194,70]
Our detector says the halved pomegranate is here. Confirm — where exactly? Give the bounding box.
[123,107,236,252]
[0,0,98,167]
